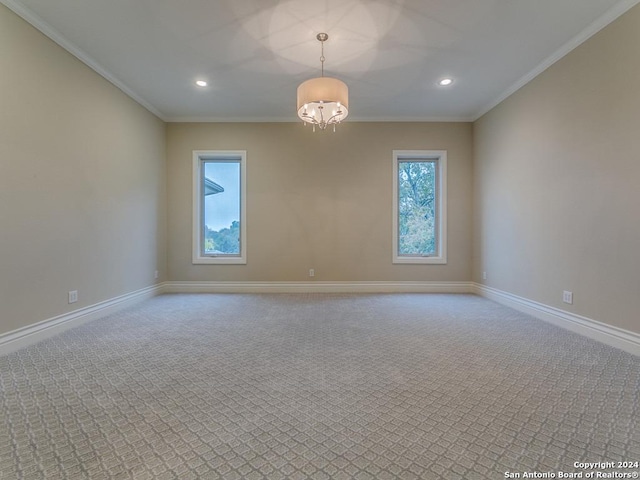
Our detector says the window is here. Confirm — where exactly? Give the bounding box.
[392,150,447,264]
[193,151,246,264]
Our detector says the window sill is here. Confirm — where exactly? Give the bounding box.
[192,255,246,265]
[393,255,447,265]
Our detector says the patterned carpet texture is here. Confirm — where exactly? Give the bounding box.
[1,293,639,479]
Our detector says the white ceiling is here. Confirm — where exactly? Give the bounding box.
[3,0,639,122]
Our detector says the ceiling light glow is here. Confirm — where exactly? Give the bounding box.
[439,78,453,86]
[195,80,208,87]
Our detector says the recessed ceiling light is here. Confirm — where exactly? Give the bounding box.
[195,80,208,87]
[438,78,453,86]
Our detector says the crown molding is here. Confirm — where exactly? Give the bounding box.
[473,0,640,121]
[0,0,167,121]
[165,116,475,123]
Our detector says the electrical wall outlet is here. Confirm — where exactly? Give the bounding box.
[68,290,78,304]
[482,271,487,280]
[309,269,315,277]
[154,270,159,279]
[562,291,573,305]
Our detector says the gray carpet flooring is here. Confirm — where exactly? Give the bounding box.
[1,293,639,479]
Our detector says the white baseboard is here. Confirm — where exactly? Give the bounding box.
[0,284,164,356]
[164,281,473,294]
[0,281,469,356]
[473,283,640,356]
[11,282,633,358]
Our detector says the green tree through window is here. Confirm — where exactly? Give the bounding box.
[204,220,240,254]
[398,161,437,256]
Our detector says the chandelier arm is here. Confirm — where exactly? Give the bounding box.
[300,113,318,124]
[325,112,344,125]
[299,103,346,127]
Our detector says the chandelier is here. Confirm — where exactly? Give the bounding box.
[297,33,349,132]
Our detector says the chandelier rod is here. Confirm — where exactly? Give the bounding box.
[317,32,328,77]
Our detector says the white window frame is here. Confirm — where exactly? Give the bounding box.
[392,150,447,264]
[192,150,247,264]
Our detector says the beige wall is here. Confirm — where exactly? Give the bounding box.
[473,4,640,334]
[0,5,167,335]
[167,122,473,282]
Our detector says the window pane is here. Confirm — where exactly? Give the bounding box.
[202,161,240,255]
[398,160,437,256]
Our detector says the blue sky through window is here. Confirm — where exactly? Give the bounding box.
[204,162,240,231]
